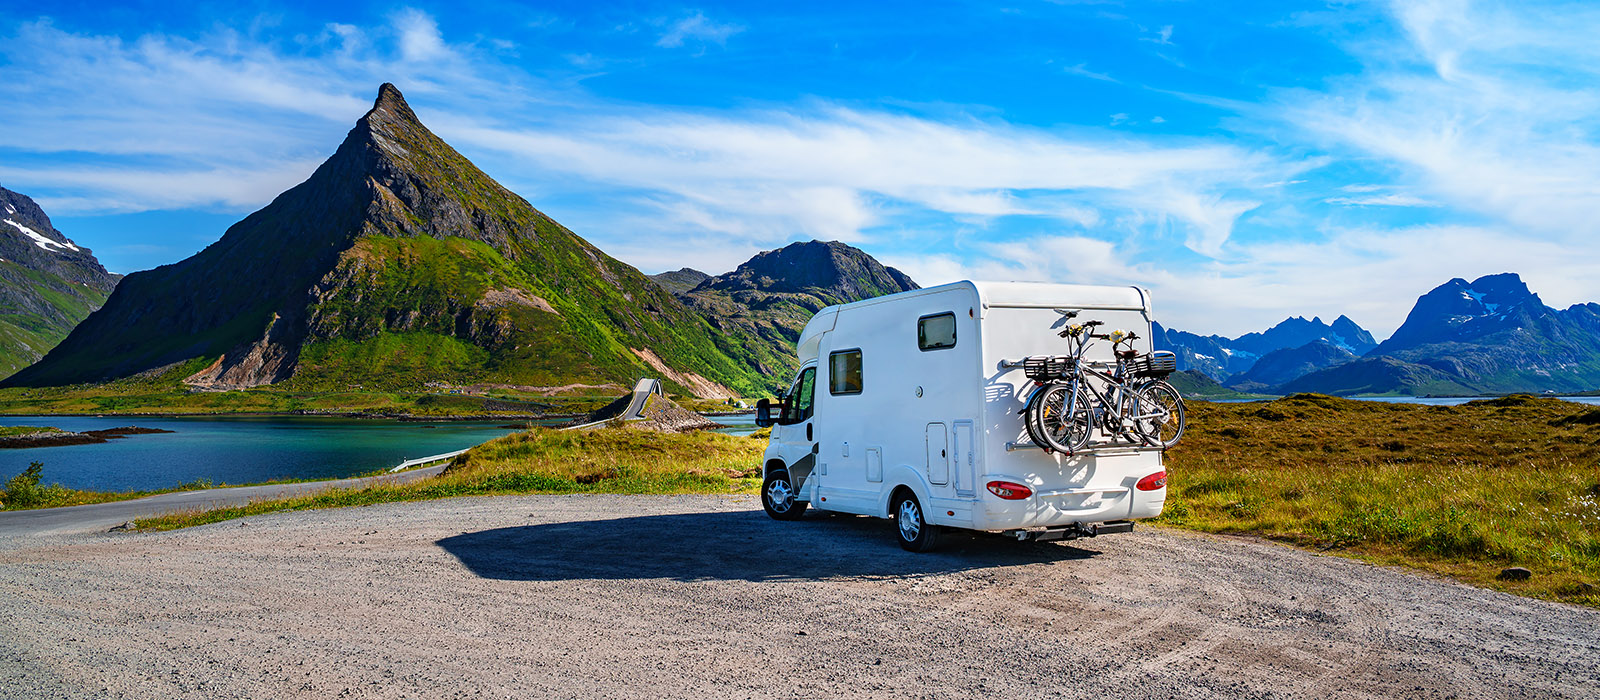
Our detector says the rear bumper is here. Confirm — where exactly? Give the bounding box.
[1003,520,1135,542]
[969,486,1165,530]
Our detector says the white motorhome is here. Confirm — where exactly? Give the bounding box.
[755,280,1168,551]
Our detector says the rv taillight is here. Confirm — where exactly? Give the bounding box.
[986,481,1033,500]
[1136,471,1168,491]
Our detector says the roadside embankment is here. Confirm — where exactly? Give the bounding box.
[132,428,766,531]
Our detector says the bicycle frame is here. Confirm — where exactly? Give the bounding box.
[1052,325,1166,447]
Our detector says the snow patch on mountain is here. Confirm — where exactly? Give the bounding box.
[3,218,79,253]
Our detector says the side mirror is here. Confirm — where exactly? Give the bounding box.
[755,399,774,428]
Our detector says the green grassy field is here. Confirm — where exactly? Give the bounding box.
[1160,394,1600,606]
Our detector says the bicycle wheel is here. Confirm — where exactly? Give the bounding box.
[1133,381,1186,448]
[1031,383,1094,454]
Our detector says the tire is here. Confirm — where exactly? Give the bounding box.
[762,469,808,521]
[1133,381,1186,449]
[893,491,940,552]
[1031,382,1094,454]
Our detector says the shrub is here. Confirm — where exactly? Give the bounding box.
[2,462,66,509]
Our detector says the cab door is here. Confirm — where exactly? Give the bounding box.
[775,365,819,492]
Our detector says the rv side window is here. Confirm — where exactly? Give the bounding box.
[829,349,862,395]
[918,312,957,351]
[783,367,816,424]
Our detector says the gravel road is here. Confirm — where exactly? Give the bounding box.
[0,464,446,537]
[1,495,1596,699]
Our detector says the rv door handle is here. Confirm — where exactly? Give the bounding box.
[806,424,813,441]
[941,449,947,458]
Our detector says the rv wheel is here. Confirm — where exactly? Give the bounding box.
[762,470,808,521]
[893,492,940,552]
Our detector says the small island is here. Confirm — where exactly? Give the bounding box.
[0,425,174,449]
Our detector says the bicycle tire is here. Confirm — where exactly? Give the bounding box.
[1133,381,1186,449]
[1030,382,1094,454]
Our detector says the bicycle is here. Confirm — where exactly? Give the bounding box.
[1020,310,1186,454]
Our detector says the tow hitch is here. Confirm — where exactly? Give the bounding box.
[1006,521,1135,542]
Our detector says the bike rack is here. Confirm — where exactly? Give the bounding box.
[1004,440,1153,455]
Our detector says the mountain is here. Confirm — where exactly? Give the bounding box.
[1362,273,1600,393]
[1153,314,1378,383]
[665,240,919,377]
[0,187,120,378]
[648,268,710,295]
[1224,340,1356,393]
[4,84,778,397]
[1232,315,1376,357]
[1276,355,1478,397]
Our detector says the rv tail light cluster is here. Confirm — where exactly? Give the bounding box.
[1136,471,1168,491]
[986,481,1033,500]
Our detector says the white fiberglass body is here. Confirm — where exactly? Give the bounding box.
[760,280,1167,537]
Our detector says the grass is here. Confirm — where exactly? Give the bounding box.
[135,427,765,530]
[1160,393,1600,607]
[0,425,64,438]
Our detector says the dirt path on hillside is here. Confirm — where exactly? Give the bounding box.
[1,495,1595,699]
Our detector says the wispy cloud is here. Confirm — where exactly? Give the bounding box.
[655,11,743,48]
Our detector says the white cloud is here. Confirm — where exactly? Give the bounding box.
[393,8,448,61]
[1278,0,1600,245]
[1064,63,1116,82]
[1324,193,1438,207]
[655,11,743,48]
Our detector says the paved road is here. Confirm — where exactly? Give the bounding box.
[0,465,445,536]
[1,494,1595,699]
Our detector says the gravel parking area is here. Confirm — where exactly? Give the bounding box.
[1,494,1596,699]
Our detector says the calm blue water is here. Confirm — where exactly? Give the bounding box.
[0,414,757,492]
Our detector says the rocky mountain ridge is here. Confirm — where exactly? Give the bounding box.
[0,186,120,378]
[651,240,919,378]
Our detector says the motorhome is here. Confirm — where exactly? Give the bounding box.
[754,280,1169,551]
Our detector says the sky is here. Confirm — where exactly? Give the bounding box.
[2,0,1598,339]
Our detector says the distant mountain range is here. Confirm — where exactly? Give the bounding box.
[1152,314,1376,382]
[0,187,119,379]
[1157,273,1600,396]
[2,85,911,397]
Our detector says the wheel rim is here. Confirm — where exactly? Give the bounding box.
[1038,385,1091,453]
[766,479,794,513]
[1136,385,1184,446]
[897,499,922,540]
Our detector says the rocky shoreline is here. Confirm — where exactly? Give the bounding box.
[0,426,175,449]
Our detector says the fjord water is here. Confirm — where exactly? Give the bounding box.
[1,414,761,492]
[0,416,536,492]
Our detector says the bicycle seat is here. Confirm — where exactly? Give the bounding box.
[1116,349,1140,360]
[1052,308,1079,319]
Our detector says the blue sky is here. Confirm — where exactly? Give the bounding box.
[2,0,1598,337]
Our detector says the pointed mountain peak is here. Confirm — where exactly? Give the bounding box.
[366,83,420,126]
